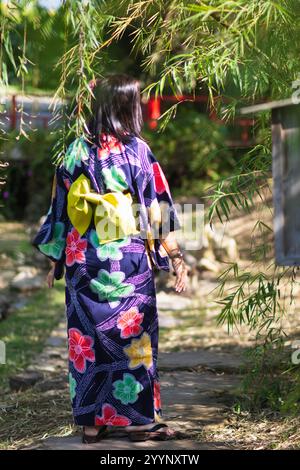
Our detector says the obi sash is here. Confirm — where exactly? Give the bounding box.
[67,173,139,243]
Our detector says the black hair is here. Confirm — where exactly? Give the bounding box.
[87,73,144,147]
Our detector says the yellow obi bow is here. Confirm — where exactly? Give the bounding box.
[67,174,139,244]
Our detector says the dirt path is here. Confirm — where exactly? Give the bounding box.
[2,277,298,450]
[20,312,241,450]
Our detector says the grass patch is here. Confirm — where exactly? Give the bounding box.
[204,411,300,450]
[0,221,65,387]
[0,222,32,260]
[0,380,75,450]
[159,307,206,352]
[0,282,65,389]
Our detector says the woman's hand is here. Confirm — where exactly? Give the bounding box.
[159,232,188,293]
[47,263,55,288]
[172,257,188,293]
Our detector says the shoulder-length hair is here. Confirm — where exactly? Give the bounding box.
[87,73,144,147]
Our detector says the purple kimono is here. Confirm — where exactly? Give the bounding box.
[32,134,181,427]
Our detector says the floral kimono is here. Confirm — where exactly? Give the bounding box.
[32,134,181,427]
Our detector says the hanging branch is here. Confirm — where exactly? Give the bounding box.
[16,19,30,140]
[0,0,20,196]
[49,2,69,167]
[109,0,297,121]
[52,0,111,161]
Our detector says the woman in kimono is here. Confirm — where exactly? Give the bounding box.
[32,74,188,443]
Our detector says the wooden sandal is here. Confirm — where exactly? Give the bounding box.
[128,423,185,442]
[82,425,109,444]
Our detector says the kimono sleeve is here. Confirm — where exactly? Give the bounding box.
[133,142,182,271]
[138,145,181,237]
[32,164,68,267]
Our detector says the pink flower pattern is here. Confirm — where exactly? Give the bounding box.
[68,328,95,373]
[117,307,144,339]
[154,381,161,410]
[97,133,124,159]
[95,404,132,426]
[66,227,87,266]
[63,178,71,191]
[152,162,170,195]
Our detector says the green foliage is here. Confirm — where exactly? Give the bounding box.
[204,115,272,225]
[214,260,300,413]
[0,1,114,162]
[0,220,65,391]
[110,0,300,125]
[280,372,300,414]
[0,282,65,389]
[143,107,234,196]
[0,130,59,220]
[234,340,300,414]
[216,266,283,335]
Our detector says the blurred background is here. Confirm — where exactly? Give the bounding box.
[1,0,300,451]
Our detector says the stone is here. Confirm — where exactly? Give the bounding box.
[16,265,39,275]
[158,369,240,432]
[34,378,68,392]
[0,269,16,289]
[35,436,232,451]
[198,257,220,273]
[9,370,44,391]
[11,267,45,291]
[161,370,240,395]
[27,369,239,450]
[204,223,239,262]
[15,252,26,265]
[46,336,67,348]
[159,314,184,328]
[0,403,18,411]
[156,291,196,311]
[33,364,62,373]
[158,350,243,373]
[201,248,216,261]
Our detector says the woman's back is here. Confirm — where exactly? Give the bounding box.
[33,132,180,276]
[31,73,187,439]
